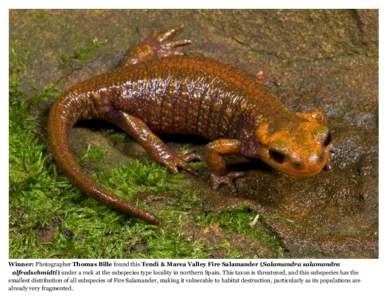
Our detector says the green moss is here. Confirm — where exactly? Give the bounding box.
[79,145,106,166]
[101,128,129,144]
[32,83,61,104]
[34,10,47,20]
[281,59,293,67]
[60,38,107,70]
[9,47,28,101]
[91,161,183,211]
[72,38,107,61]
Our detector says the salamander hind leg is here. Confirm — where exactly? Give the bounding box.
[104,111,197,175]
[205,139,245,192]
[122,28,192,66]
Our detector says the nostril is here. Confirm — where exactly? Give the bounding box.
[293,162,303,169]
[269,149,286,163]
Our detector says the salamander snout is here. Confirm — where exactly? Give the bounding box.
[255,110,333,177]
[264,141,331,177]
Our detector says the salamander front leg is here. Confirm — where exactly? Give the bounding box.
[205,139,245,192]
[122,28,191,66]
[104,111,197,175]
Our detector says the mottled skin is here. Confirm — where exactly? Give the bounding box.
[48,29,333,225]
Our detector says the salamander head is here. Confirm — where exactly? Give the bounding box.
[256,109,333,177]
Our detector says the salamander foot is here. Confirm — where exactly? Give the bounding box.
[163,154,198,176]
[149,28,192,59]
[210,171,245,193]
[181,149,203,162]
[123,27,191,66]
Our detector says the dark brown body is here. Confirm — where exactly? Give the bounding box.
[48,29,332,225]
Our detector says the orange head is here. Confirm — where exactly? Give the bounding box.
[256,109,333,177]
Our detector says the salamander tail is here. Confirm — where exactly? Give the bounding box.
[47,94,161,225]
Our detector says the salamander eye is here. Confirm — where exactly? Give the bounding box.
[323,132,332,147]
[269,149,286,163]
